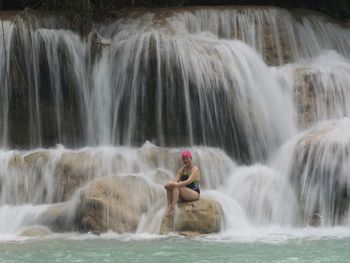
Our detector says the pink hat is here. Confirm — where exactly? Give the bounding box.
[181,150,192,159]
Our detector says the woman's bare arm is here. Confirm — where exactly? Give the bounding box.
[173,168,182,182]
[164,168,182,189]
[176,167,198,187]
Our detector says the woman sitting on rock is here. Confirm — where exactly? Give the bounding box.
[164,150,200,216]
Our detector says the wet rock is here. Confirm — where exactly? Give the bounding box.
[39,202,76,232]
[24,150,50,166]
[4,150,98,203]
[290,121,350,225]
[293,67,349,129]
[309,213,322,227]
[178,231,201,237]
[293,68,318,128]
[75,175,157,234]
[160,198,222,234]
[54,152,101,202]
[7,153,25,170]
[20,226,51,237]
[151,168,173,186]
[5,150,121,203]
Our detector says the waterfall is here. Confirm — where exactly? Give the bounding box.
[0,6,350,236]
[0,20,13,147]
[0,144,238,234]
[167,7,350,63]
[1,9,299,160]
[276,51,350,127]
[270,119,350,225]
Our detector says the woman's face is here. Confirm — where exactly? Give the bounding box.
[182,157,192,166]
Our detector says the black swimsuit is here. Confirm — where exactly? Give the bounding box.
[180,169,200,194]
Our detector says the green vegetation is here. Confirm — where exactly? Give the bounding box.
[257,0,350,20]
[2,0,349,34]
[37,0,350,20]
[37,0,93,33]
[318,0,350,21]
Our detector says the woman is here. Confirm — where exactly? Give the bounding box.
[164,150,200,217]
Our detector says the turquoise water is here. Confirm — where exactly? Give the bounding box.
[1,232,350,263]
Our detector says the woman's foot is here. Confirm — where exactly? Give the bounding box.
[165,207,175,217]
[164,207,169,216]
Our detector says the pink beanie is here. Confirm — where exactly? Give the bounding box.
[181,150,192,159]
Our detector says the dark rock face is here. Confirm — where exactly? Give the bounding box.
[8,26,84,149]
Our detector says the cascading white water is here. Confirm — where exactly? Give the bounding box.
[89,31,295,160]
[273,51,350,127]
[167,7,350,63]
[271,118,350,226]
[0,143,239,234]
[0,10,297,161]
[0,20,13,147]
[0,6,350,237]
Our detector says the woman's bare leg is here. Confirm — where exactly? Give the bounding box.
[165,189,172,215]
[179,187,199,201]
[167,188,179,217]
[166,189,172,207]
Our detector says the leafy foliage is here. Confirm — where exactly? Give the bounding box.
[40,0,350,20]
[2,0,349,35]
[35,0,93,34]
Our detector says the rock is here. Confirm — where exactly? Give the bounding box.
[20,226,51,237]
[293,68,318,128]
[75,175,158,234]
[39,202,76,232]
[290,120,350,225]
[178,231,201,237]
[309,213,322,227]
[137,144,182,169]
[53,152,102,202]
[24,151,50,166]
[151,168,173,186]
[7,152,25,170]
[3,150,101,203]
[5,150,126,203]
[293,66,349,128]
[41,182,223,235]
[160,198,222,235]
[38,175,159,234]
